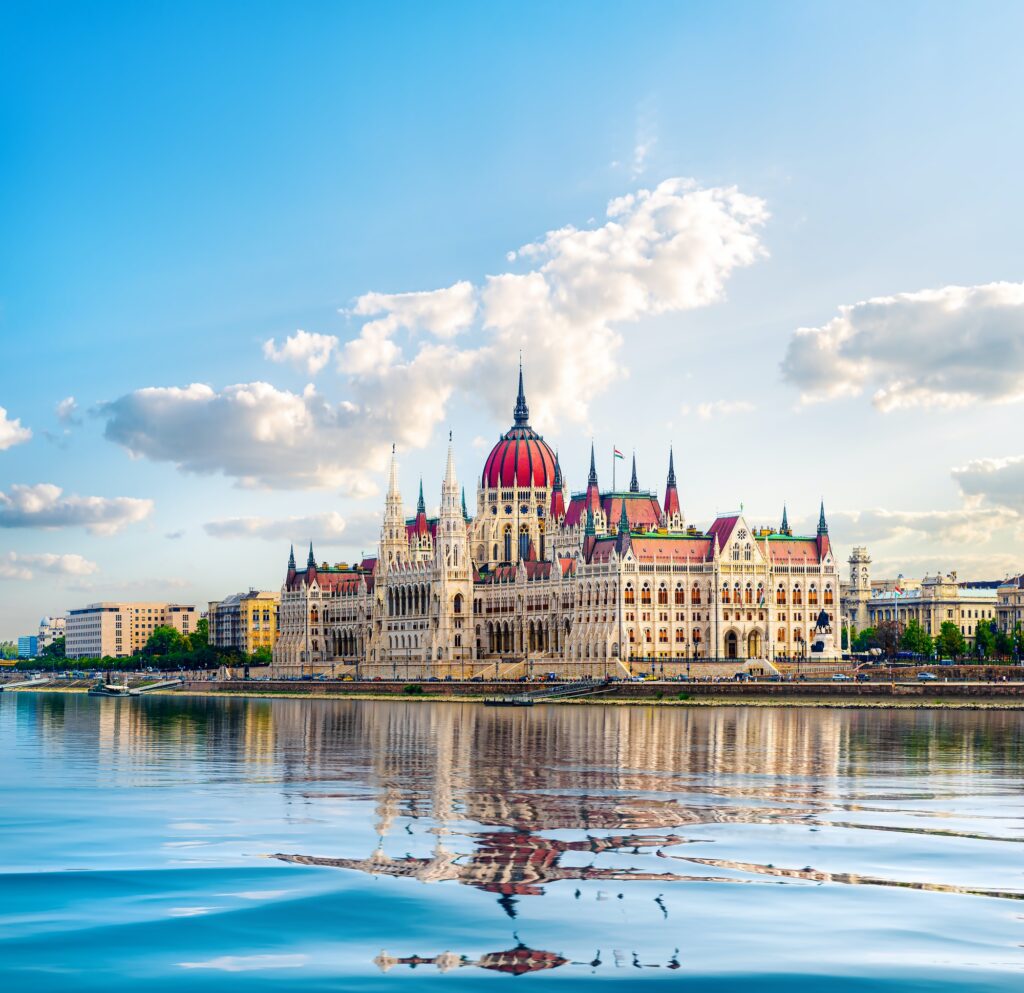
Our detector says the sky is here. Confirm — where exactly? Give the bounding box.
[2,1,1024,638]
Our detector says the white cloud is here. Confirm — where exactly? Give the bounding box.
[204,511,350,541]
[0,551,99,581]
[782,282,1024,411]
[0,406,31,450]
[0,483,153,534]
[349,280,476,341]
[55,396,81,425]
[827,506,1019,546]
[103,179,767,492]
[262,330,338,376]
[681,400,755,420]
[953,455,1024,514]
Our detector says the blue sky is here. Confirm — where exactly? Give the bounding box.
[3,1,1024,637]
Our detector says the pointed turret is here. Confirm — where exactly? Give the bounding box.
[549,452,566,521]
[616,498,631,555]
[416,478,426,516]
[617,499,630,536]
[380,444,407,572]
[663,446,682,525]
[781,505,790,534]
[288,544,296,570]
[817,500,828,535]
[461,486,470,523]
[307,542,316,569]
[584,506,595,537]
[513,359,530,426]
[584,441,601,514]
[629,453,639,493]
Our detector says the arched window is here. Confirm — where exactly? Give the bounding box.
[641,584,652,605]
[691,584,701,605]
[453,593,463,614]
[519,524,529,561]
[624,584,635,605]
[692,628,702,644]
[808,584,818,606]
[744,584,753,605]
[824,585,834,606]
[658,628,668,644]
[744,543,752,561]
[776,585,786,605]
[721,584,730,605]
[793,585,803,605]
[777,627,786,641]
[675,584,685,606]
[657,584,668,605]
[503,526,512,562]
[628,628,636,643]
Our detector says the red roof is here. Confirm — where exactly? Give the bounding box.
[767,537,822,563]
[405,515,437,540]
[706,515,740,548]
[482,427,556,489]
[664,482,681,519]
[564,492,663,529]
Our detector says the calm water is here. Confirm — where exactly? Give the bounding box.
[1,694,1023,991]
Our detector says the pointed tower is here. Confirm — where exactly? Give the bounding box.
[513,358,529,426]
[549,452,566,522]
[417,479,426,516]
[816,500,831,558]
[584,441,601,516]
[663,447,682,529]
[434,433,472,664]
[817,501,828,535]
[380,445,407,572]
[616,498,631,555]
[305,542,317,584]
[781,505,790,535]
[288,544,296,570]
[629,453,639,493]
[461,486,470,523]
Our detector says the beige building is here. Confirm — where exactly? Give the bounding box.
[38,615,66,650]
[208,590,280,656]
[865,571,997,648]
[66,602,198,659]
[996,574,1024,636]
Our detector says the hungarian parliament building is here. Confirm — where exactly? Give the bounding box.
[273,370,842,677]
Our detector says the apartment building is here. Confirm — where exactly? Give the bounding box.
[65,602,198,658]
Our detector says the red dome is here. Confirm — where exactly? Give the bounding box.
[482,426,556,489]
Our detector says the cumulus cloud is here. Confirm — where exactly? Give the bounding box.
[55,396,81,425]
[262,330,338,376]
[782,282,1024,411]
[0,483,153,534]
[827,506,1019,546]
[953,455,1024,514]
[681,400,755,420]
[0,406,32,450]
[0,551,99,581]
[103,179,767,492]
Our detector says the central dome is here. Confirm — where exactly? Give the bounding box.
[481,368,556,489]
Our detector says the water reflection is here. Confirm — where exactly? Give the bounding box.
[5,692,1024,989]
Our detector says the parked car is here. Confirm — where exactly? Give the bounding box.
[855,672,871,682]
[939,658,954,666]
[831,673,853,682]
[917,671,938,682]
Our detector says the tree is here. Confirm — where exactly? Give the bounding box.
[935,621,967,659]
[872,619,901,657]
[0,641,18,660]
[190,617,209,651]
[145,625,186,657]
[899,619,932,657]
[974,619,997,659]
[41,636,66,660]
[250,644,273,666]
[852,627,875,652]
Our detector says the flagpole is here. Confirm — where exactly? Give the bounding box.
[612,445,616,493]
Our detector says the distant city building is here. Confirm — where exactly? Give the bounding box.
[996,574,1024,635]
[65,602,198,658]
[38,615,66,650]
[865,571,997,647]
[17,635,38,658]
[208,590,280,656]
[274,369,843,677]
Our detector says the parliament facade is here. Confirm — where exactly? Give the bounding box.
[273,370,842,678]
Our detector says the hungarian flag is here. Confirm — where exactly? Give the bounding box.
[613,448,624,459]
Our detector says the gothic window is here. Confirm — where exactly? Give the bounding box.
[691,583,701,605]
[453,593,463,614]
[776,585,786,605]
[744,543,752,561]
[624,584,635,605]
[732,544,740,561]
[503,526,512,562]
[721,584,730,605]
[657,584,668,605]
[675,584,685,605]
[692,628,702,643]
[824,585,834,605]
[641,584,652,605]
[808,584,818,606]
[675,628,685,643]
[519,524,529,561]
[793,585,803,605]
[744,584,753,605]
[777,627,786,641]
[658,628,668,644]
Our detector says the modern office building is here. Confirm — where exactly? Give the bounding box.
[17,635,38,658]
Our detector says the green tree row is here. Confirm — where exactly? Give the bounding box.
[845,618,1023,661]
[15,619,274,672]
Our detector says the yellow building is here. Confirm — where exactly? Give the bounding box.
[209,590,280,656]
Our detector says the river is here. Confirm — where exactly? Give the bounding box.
[1,692,1022,990]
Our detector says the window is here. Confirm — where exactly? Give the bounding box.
[641,584,652,605]
[691,584,701,605]
[744,584,753,605]
[657,585,668,605]
[824,586,834,606]
[624,584,635,606]
[675,629,685,643]
[675,585,685,605]
[808,585,818,606]
[744,543,752,562]
[777,627,786,641]
[776,586,786,605]
[692,628,702,643]
[793,586,803,606]
[658,628,668,644]
[721,584,731,605]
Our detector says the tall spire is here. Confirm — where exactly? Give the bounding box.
[781,505,790,534]
[550,451,566,521]
[817,500,828,535]
[387,443,399,497]
[307,542,316,569]
[584,505,595,537]
[287,544,296,570]
[513,358,529,426]
[461,486,470,522]
[553,452,563,490]
[443,432,456,489]
[588,442,598,486]
[663,446,682,524]
[417,478,425,515]
[617,499,630,536]
[667,446,676,487]
[629,453,639,493]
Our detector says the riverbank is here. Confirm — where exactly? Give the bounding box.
[10,679,1024,709]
